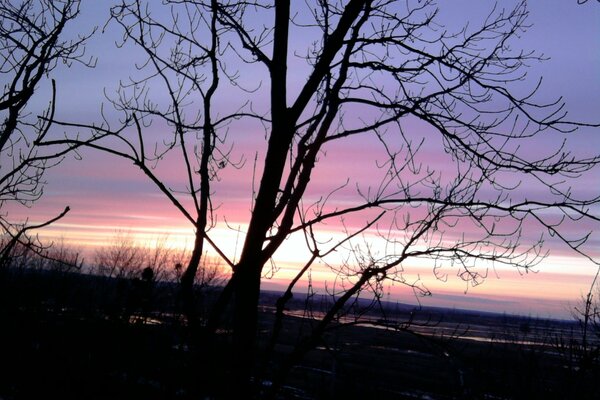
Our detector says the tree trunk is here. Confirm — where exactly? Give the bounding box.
[227,1,292,393]
[181,228,203,331]
[231,260,263,395]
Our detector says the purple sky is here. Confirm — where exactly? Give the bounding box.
[5,0,600,319]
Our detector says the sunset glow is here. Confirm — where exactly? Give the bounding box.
[3,0,599,321]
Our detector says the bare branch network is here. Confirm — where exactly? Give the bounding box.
[6,0,598,396]
[0,0,94,265]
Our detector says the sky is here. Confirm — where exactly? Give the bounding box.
[4,0,600,319]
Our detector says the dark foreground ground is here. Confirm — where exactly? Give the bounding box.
[0,267,598,399]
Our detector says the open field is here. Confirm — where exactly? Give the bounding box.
[1,267,598,399]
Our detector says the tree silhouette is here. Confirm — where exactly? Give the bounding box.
[41,0,599,396]
[0,0,93,265]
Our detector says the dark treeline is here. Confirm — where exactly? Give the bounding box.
[1,242,599,399]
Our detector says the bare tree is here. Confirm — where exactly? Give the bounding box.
[93,232,226,285]
[0,232,82,271]
[93,232,146,279]
[568,279,600,371]
[0,0,93,265]
[41,0,599,396]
